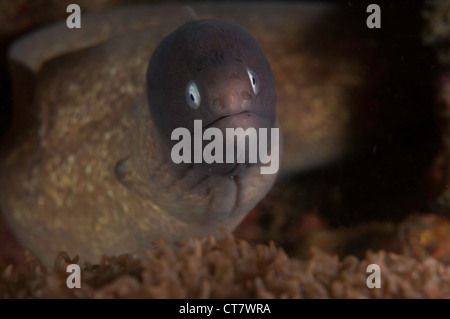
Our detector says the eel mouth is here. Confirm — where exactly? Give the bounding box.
[193,110,273,177]
[203,110,252,131]
[223,163,241,176]
[221,162,254,177]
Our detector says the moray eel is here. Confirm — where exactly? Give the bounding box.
[0,3,373,265]
[0,7,280,265]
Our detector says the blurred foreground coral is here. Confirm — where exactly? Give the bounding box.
[1,228,450,299]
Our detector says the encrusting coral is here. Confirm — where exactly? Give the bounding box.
[1,231,449,299]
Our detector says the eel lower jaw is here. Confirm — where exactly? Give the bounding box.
[223,162,258,177]
[193,111,275,177]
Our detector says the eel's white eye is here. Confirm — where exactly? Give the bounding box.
[186,80,201,109]
[247,68,258,94]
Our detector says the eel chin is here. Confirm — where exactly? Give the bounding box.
[195,112,277,176]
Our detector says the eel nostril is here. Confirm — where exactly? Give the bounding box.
[240,91,252,100]
[212,98,223,109]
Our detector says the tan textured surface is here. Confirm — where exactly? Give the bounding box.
[423,0,450,67]
[2,231,450,299]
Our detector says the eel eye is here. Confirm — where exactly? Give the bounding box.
[247,68,258,94]
[186,80,201,109]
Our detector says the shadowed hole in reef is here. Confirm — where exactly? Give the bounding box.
[313,0,440,226]
[239,0,441,255]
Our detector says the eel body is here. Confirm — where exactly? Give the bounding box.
[0,3,375,265]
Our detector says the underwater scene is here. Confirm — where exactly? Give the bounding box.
[0,0,449,299]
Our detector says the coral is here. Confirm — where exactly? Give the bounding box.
[1,231,450,299]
